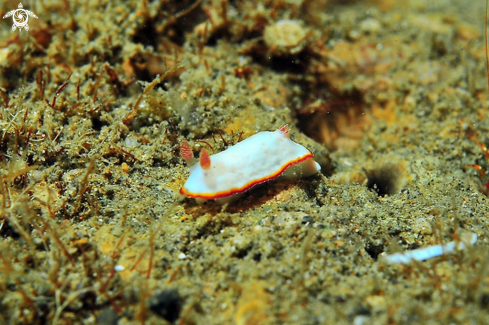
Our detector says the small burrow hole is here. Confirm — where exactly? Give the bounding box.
[364,242,384,260]
[365,159,407,196]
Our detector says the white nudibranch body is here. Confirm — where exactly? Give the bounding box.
[179,125,321,204]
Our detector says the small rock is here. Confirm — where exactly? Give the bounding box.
[301,215,314,225]
[97,308,119,325]
[264,19,308,55]
[364,294,386,313]
[360,18,381,34]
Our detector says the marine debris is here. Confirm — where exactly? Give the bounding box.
[382,232,478,264]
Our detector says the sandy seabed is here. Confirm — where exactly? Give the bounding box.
[0,0,489,324]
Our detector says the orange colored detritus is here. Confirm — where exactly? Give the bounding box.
[468,151,489,195]
[234,66,253,79]
[234,282,271,325]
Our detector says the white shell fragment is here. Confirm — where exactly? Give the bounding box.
[179,125,321,204]
[382,232,477,264]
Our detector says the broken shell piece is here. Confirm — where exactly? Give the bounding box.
[382,232,477,264]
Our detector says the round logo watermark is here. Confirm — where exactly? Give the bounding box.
[3,3,38,31]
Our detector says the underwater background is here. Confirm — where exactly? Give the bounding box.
[0,0,488,324]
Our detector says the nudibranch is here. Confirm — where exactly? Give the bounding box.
[179,125,321,204]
